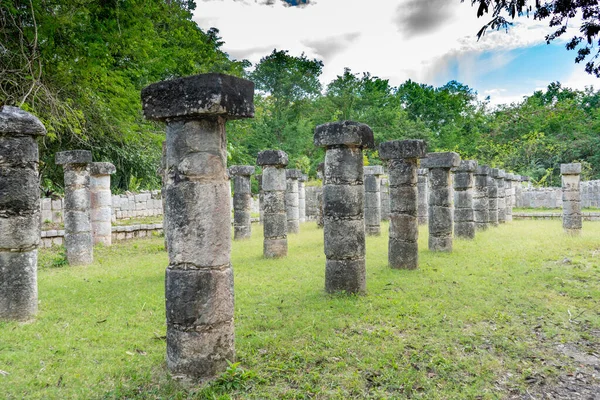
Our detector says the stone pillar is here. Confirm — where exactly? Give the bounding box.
[229,165,255,240]
[56,150,93,266]
[257,174,264,224]
[314,121,374,293]
[473,165,490,231]
[298,175,307,223]
[421,152,461,252]
[90,162,116,246]
[380,177,390,222]
[379,140,427,269]
[160,141,168,249]
[504,173,514,222]
[561,163,582,235]
[141,73,254,381]
[0,106,46,320]
[515,175,524,208]
[494,169,506,223]
[285,169,302,234]
[488,169,499,227]
[417,168,428,225]
[364,165,384,236]
[453,160,477,239]
[257,150,288,258]
[316,162,324,229]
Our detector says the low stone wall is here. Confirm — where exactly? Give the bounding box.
[40,223,164,248]
[513,212,600,221]
[515,180,600,209]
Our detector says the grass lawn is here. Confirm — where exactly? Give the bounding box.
[1,221,599,399]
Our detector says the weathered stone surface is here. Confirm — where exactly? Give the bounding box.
[487,173,498,226]
[264,238,288,258]
[560,163,582,175]
[298,178,306,223]
[561,165,582,234]
[420,152,460,169]
[228,165,255,176]
[364,165,384,176]
[90,164,115,246]
[380,178,390,222]
[286,174,300,234]
[455,160,477,172]
[324,219,365,259]
[285,169,303,179]
[325,259,366,293]
[262,167,287,192]
[323,185,364,217]
[257,150,288,167]
[453,160,476,239]
[388,240,418,270]
[142,73,254,121]
[231,167,254,240]
[379,139,427,161]
[495,169,507,224]
[364,166,383,236]
[0,105,46,136]
[90,162,116,176]
[417,169,428,225]
[0,251,37,320]
[55,150,92,165]
[314,120,374,149]
[491,168,505,179]
[324,147,364,185]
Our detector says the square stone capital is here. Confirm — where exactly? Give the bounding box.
[455,160,478,172]
[314,121,374,149]
[560,163,581,175]
[364,165,384,176]
[257,150,288,167]
[0,105,46,136]
[490,168,506,179]
[475,165,490,175]
[420,152,460,169]
[378,139,426,160]
[228,165,255,176]
[141,73,254,121]
[286,169,303,179]
[90,162,116,176]
[55,150,92,165]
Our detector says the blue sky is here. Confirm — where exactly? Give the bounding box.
[194,0,598,106]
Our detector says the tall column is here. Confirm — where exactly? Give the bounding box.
[561,163,582,235]
[142,73,254,380]
[494,169,506,223]
[0,106,46,320]
[229,165,255,240]
[298,175,307,223]
[257,150,288,258]
[379,140,427,269]
[160,141,168,249]
[380,177,390,222]
[473,165,490,231]
[316,162,324,229]
[364,165,384,236]
[257,174,264,224]
[421,152,461,252]
[56,150,93,265]
[453,160,477,239]
[314,121,374,294]
[285,169,302,234]
[90,162,116,246]
[488,169,499,227]
[417,168,428,225]
[504,173,514,222]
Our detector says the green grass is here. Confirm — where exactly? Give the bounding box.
[1,221,599,399]
[514,207,600,213]
[112,216,164,226]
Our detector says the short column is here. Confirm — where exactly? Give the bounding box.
[494,169,506,223]
[421,152,461,252]
[257,174,264,224]
[380,177,390,222]
[453,160,477,239]
[285,169,302,234]
[364,165,384,236]
[315,121,374,293]
[316,162,324,229]
[379,140,427,269]
[298,175,307,223]
[90,162,116,246]
[0,106,46,320]
[561,163,582,235]
[488,169,499,227]
[257,150,289,258]
[229,165,255,240]
[417,168,429,225]
[142,73,254,381]
[56,150,93,265]
[504,173,514,222]
[515,175,524,208]
[473,165,490,231]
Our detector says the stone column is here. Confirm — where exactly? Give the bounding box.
[316,162,324,229]
[257,174,264,224]
[515,175,524,208]
[90,162,116,246]
[364,165,384,236]
[285,169,302,234]
[56,150,93,266]
[379,140,427,269]
[561,163,582,235]
[141,73,254,381]
[314,121,374,293]
[229,165,255,240]
[504,173,514,222]
[160,141,168,249]
[0,106,46,320]
[494,169,506,223]
[380,177,390,222]
[488,169,499,227]
[473,165,490,231]
[453,160,477,239]
[257,150,288,258]
[421,152,461,252]
[417,168,428,225]
[298,175,307,223]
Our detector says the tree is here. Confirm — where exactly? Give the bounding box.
[463,0,600,77]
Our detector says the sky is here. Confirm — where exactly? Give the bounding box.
[193,0,598,106]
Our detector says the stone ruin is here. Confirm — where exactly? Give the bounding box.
[229,165,255,240]
[363,165,384,236]
[561,163,582,235]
